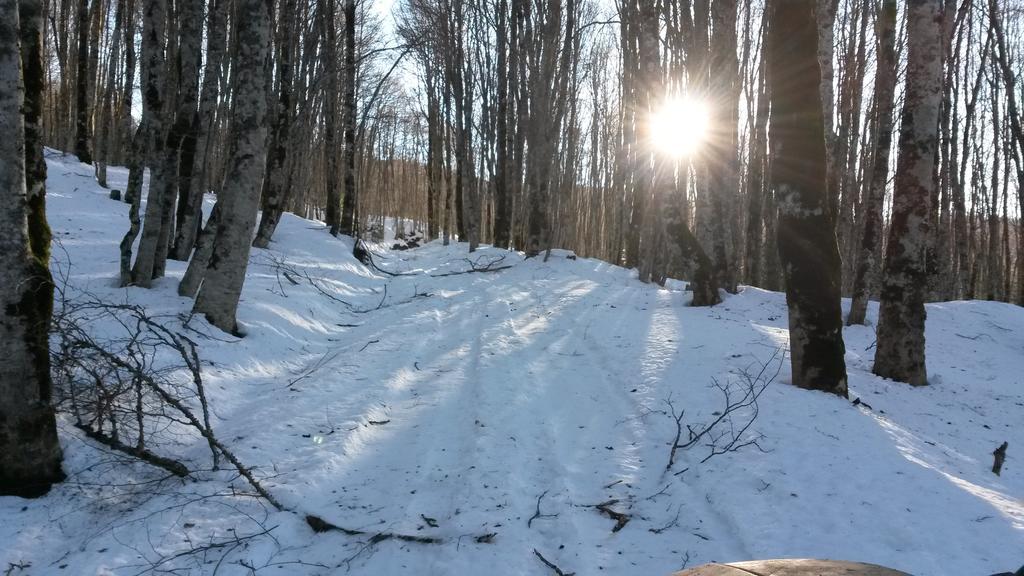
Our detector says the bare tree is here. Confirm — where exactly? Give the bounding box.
[847,0,898,326]
[766,0,848,396]
[172,0,230,259]
[19,0,51,263]
[126,0,168,286]
[191,0,272,334]
[0,0,64,496]
[72,0,92,163]
[874,0,946,386]
[339,0,359,237]
[254,0,299,248]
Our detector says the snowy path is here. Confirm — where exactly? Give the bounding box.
[1,154,1022,576]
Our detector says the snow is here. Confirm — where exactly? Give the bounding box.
[1,151,1021,575]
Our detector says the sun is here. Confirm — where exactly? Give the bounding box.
[649,96,710,157]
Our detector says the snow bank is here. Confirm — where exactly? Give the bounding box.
[1,152,1020,575]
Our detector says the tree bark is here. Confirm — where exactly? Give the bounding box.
[873,0,944,386]
[324,0,341,236]
[847,0,897,326]
[73,0,92,163]
[0,0,64,496]
[339,0,358,237]
[19,0,50,264]
[192,0,272,334]
[172,0,229,259]
[766,0,848,397]
[156,0,204,263]
[253,0,298,248]
[707,0,739,293]
[129,0,167,286]
[493,0,512,249]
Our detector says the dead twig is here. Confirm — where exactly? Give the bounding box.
[648,504,683,534]
[665,349,781,471]
[306,514,441,543]
[528,489,557,528]
[430,255,512,277]
[592,499,630,532]
[533,549,575,576]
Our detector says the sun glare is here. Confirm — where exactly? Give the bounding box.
[649,97,710,157]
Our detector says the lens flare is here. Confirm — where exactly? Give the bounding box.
[649,97,710,157]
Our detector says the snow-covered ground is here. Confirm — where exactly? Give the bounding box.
[2,152,1022,575]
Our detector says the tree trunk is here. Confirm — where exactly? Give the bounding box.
[172,0,229,259]
[19,0,50,264]
[816,0,838,217]
[664,165,720,306]
[253,0,298,248]
[766,0,848,397]
[873,0,944,386]
[707,0,739,293]
[0,0,64,497]
[524,0,562,257]
[743,27,768,288]
[493,0,512,249]
[324,0,341,236]
[847,0,897,326]
[93,0,124,189]
[129,0,167,286]
[192,0,271,334]
[73,0,92,163]
[339,0,358,237]
[156,0,204,263]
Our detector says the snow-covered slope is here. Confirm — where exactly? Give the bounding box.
[2,152,1021,575]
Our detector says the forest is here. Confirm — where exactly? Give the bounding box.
[1,0,1023,574]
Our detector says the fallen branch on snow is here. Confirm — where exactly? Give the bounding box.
[528,489,557,528]
[306,514,442,544]
[993,441,1008,475]
[533,549,575,576]
[593,499,630,532]
[429,255,512,277]
[664,348,781,472]
[74,423,189,477]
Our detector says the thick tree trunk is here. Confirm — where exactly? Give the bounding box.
[129,0,167,286]
[815,0,837,217]
[524,0,562,257]
[0,0,64,497]
[118,0,137,179]
[93,0,124,189]
[339,0,358,237]
[324,0,341,236]
[154,0,203,263]
[73,0,92,163]
[766,0,848,397]
[19,0,50,264]
[253,0,298,248]
[707,0,739,293]
[192,0,271,334]
[138,0,203,275]
[458,56,480,251]
[873,0,944,386]
[425,68,442,240]
[743,34,768,288]
[172,0,228,259]
[664,167,720,306]
[493,0,512,249]
[847,0,897,326]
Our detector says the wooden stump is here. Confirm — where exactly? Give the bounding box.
[674,559,911,576]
